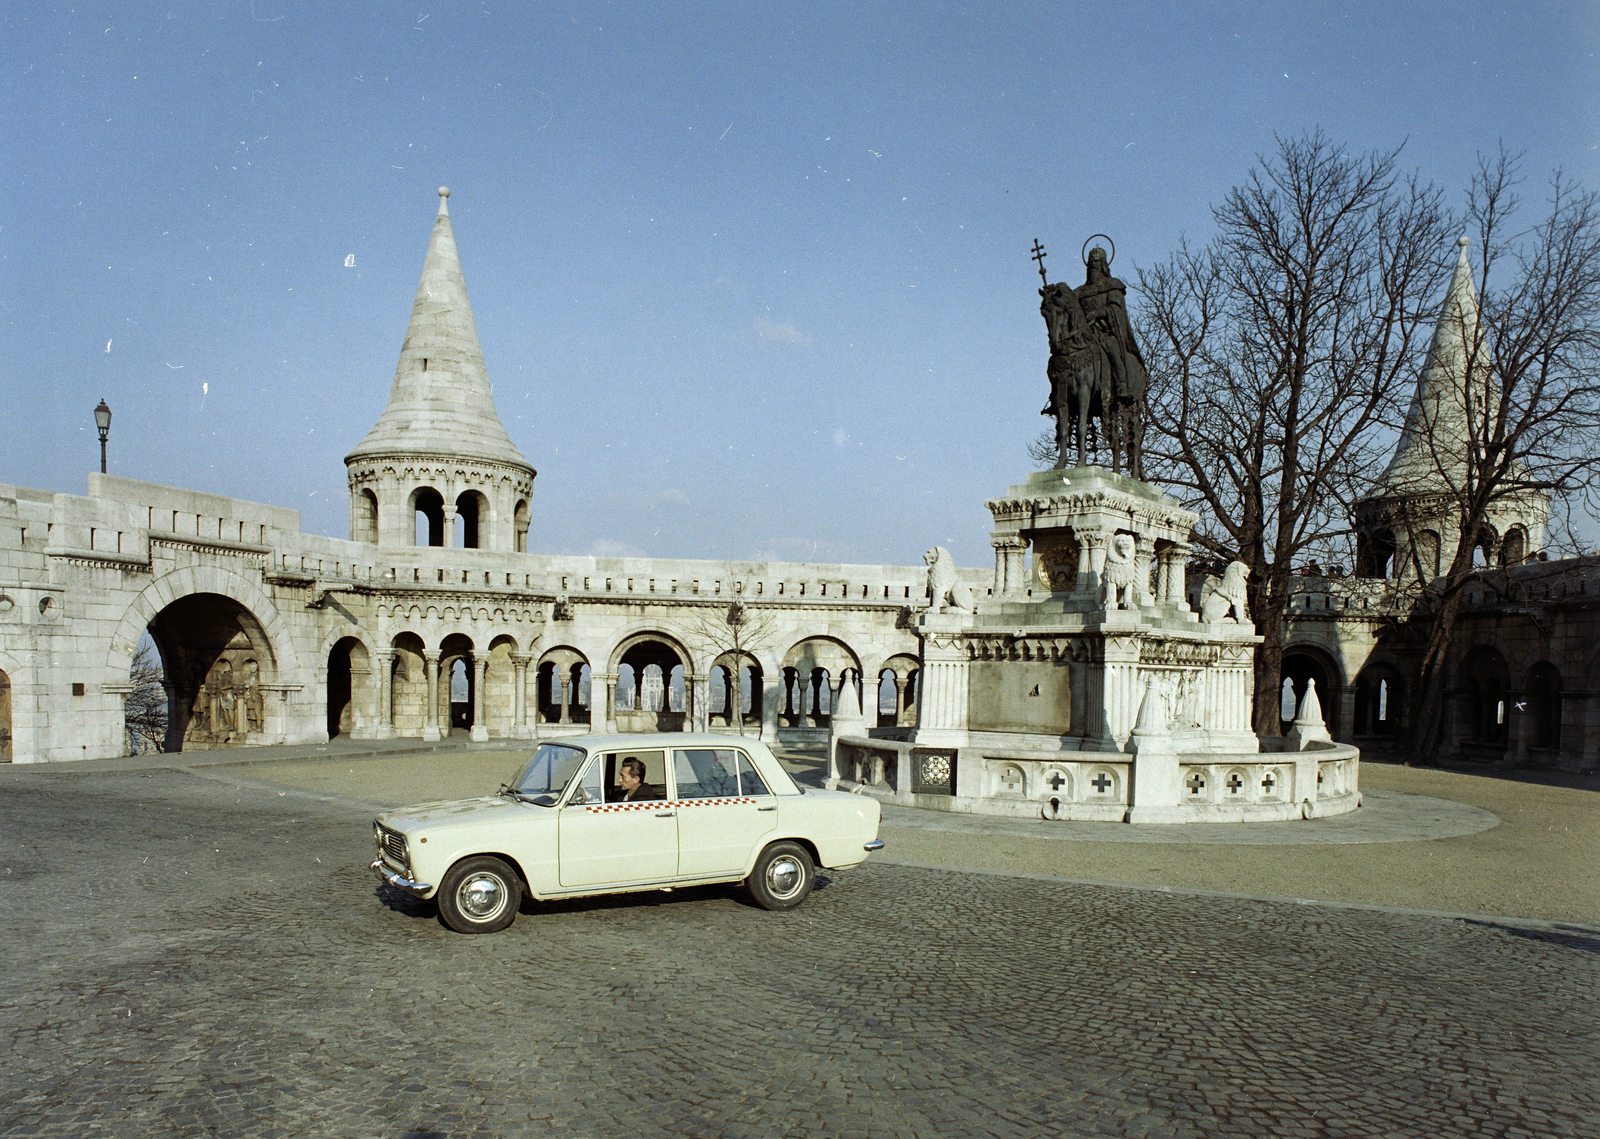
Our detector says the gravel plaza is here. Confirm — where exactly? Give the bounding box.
[1,742,1596,1138]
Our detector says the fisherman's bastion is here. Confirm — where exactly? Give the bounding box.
[2,189,1595,794]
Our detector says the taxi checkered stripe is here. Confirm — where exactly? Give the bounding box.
[586,796,755,813]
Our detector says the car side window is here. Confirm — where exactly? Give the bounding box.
[736,753,769,797]
[566,753,604,806]
[674,749,739,799]
[606,750,667,802]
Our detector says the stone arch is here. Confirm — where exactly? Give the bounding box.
[389,631,428,737]
[1499,526,1529,567]
[877,652,921,728]
[536,645,591,726]
[514,498,530,553]
[108,566,300,687]
[410,486,446,547]
[608,630,692,732]
[1454,643,1511,754]
[1280,645,1342,730]
[1353,658,1406,742]
[439,632,476,736]
[1355,526,1396,579]
[455,488,490,549]
[709,650,763,731]
[352,488,379,545]
[326,636,371,739]
[781,636,862,731]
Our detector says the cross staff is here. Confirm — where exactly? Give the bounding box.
[1030,239,1048,288]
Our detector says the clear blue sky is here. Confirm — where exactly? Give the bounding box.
[4,2,1596,567]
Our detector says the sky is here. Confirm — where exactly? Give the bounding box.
[4,1,1597,569]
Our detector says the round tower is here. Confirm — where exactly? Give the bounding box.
[1354,236,1546,582]
[345,188,536,551]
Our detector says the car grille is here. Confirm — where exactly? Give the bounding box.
[376,823,407,865]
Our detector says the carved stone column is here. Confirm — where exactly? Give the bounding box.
[1082,530,1110,597]
[991,534,1028,595]
[690,672,710,733]
[1133,540,1156,607]
[423,651,441,742]
[471,656,489,742]
[894,675,910,727]
[442,506,457,548]
[510,654,531,739]
[600,672,618,733]
[348,662,371,737]
[760,674,782,743]
[557,666,572,724]
[375,650,397,739]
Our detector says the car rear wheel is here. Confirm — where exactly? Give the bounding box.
[437,856,521,934]
[748,841,814,911]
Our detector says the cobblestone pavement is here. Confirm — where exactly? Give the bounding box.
[2,765,1597,1139]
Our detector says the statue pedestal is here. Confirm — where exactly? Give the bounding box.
[860,465,1364,824]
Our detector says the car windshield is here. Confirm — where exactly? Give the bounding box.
[507,744,588,803]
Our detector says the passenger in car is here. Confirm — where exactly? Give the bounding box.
[615,756,663,801]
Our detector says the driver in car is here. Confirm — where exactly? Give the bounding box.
[614,756,661,801]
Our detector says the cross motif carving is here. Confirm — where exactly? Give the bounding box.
[1091,772,1111,793]
[1261,773,1276,794]
[1226,772,1243,794]
[1048,772,1068,791]
[1185,771,1205,795]
[1031,239,1049,287]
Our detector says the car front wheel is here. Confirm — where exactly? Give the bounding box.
[748,841,815,911]
[437,856,521,934]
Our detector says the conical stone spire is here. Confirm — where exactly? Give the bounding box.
[346,188,533,472]
[1377,236,1485,496]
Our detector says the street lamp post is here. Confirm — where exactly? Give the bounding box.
[94,399,112,474]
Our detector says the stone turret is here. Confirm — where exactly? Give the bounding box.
[345,188,536,551]
[1355,236,1546,580]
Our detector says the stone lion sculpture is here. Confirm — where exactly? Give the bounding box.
[924,546,973,613]
[1200,560,1250,623]
[1101,532,1141,610]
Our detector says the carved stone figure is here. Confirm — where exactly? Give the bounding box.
[1034,539,1079,592]
[1201,561,1251,623]
[552,593,575,621]
[1039,245,1149,476]
[1101,533,1141,610]
[924,546,973,613]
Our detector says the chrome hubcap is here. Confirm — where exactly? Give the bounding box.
[766,855,803,899]
[459,873,507,919]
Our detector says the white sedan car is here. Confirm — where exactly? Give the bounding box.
[370,734,885,933]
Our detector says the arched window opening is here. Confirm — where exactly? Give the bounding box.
[616,664,637,711]
[514,499,530,554]
[1413,530,1441,579]
[143,593,275,753]
[1499,527,1527,567]
[354,489,379,545]
[412,488,445,547]
[327,637,369,739]
[668,664,685,713]
[1355,528,1396,579]
[455,490,485,550]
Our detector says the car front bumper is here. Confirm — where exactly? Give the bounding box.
[370,858,433,898]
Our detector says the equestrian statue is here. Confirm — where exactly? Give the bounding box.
[1033,236,1148,478]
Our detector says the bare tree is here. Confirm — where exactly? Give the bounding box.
[682,573,785,735]
[1392,152,1600,762]
[125,637,167,753]
[1135,130,1454,735]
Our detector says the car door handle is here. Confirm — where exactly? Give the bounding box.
[656,811,676,818]
[757,805,776,812]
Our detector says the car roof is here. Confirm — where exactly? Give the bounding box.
[536,733,774,751]
[530,734,800,794]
